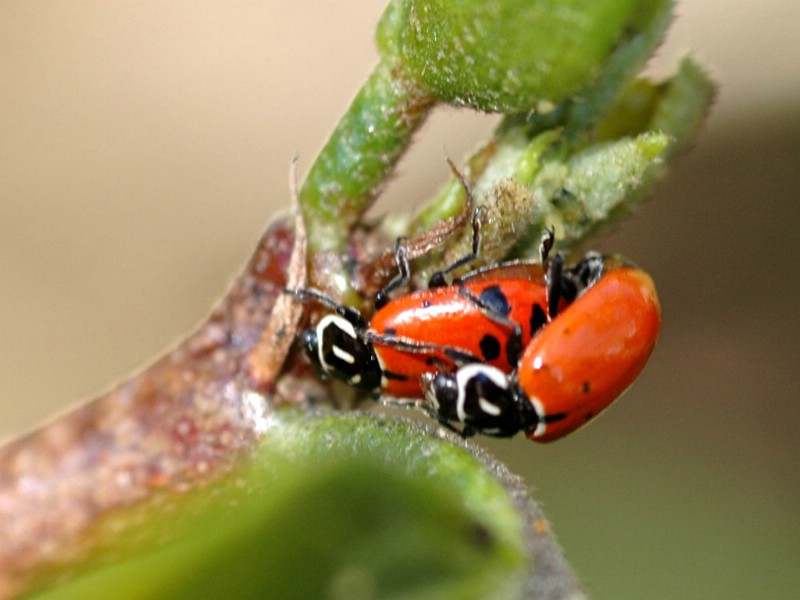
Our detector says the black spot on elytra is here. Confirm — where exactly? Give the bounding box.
[543,412,568,424]
[422,299,432,308]
[530,304,547,336]
[479,334,501,361]
[582,381,591,394]
[382,370,408,381]
[479,285,511,316]
[383,327,398,336]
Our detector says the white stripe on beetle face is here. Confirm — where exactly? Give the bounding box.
[316,314,357,372]
[332,344,355,364]
[478,397,502,416]
[455,364,508,424]
[527,394,547,439]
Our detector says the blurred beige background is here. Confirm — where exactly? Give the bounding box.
[1,1,798,598]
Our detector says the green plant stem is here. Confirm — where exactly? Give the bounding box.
[299,60,433,259]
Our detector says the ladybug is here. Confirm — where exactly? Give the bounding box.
[292,215,573,399]
[294,264,565,398]
[422,259,662,441]
[365,273,559,398]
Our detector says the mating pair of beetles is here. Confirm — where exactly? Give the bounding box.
[289,209,661,443]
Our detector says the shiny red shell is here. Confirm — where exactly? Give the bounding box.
[519,267,661,442]
[371,276,559,398]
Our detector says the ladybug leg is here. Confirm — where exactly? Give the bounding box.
[460,424,478,438]
[284,287,367,328]
[428,204,485,288]
[374,237,412,309]
[379,396,421,410]
[438,419,476,439]
[379,395,471,437]
[545,252,564,321]
[377,159,482,305]
[429,159,484,289]
[535,225,563,321]
[427,412,474,438]
[455,285,525,365]
[364,331,482,366]
[538,226,556,264]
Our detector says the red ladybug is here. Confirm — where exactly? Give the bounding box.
[368,274,558,398]
[296,267,563,398]
[423,260,661,441]
[293,214,570,398]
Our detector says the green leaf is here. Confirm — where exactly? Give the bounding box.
[650,57,717,156]
[28,412,581,600]
[563,0,674,135]
[390,0,658,112]
[411,128,670,282]
[596,57,716,156]
[409,55,715,274]
[534,131,671,245]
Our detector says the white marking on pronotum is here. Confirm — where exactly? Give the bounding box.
[478,397,502,417]
[455,364,509,424]
[316,314,357,371]
[528,394,548,438]
[332,345,355,365]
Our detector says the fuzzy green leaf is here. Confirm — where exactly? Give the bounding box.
[409,56,715,277]
[390,0,663,112]
[27,412,582,600]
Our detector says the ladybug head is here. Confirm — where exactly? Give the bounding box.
[301,314,382,392]
[423,364,535,439]
[561,253,606,301]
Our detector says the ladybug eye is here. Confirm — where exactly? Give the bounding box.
[423,372,456,412]
[301,328,321,367]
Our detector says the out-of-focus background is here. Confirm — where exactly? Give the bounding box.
[1,1,797,598]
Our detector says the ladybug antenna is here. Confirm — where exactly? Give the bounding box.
[428,207,486,289]
[374,237,411,309]
[283,287,366,328]
[428,159,484,288]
